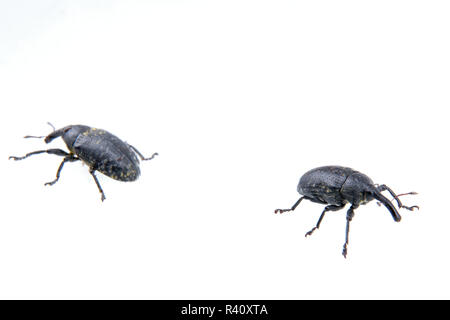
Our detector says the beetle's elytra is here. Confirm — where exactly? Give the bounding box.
[9,124,158,201]
[275,166,419,258]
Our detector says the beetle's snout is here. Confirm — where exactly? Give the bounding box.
[44,126,72,144]
[374,191,402,222]
[44,132,60,144]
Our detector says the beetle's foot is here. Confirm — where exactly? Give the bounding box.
[9,156,24,161]
[44,180,57,186]
[274,208,291,214]
[305,227,317,237]
[100,194,106,202]
[342,245,348,258]
[142,152,158,161]
[401,205,419,211]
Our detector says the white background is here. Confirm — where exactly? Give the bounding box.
[0,0,448,299]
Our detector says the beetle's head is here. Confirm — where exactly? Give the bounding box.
[45,125,90,150]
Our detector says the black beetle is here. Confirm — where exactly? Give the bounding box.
[9,123,158,201]
[274,166,418,258]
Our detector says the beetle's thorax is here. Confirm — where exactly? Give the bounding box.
[340,172,376,205]
[63,125,92,152]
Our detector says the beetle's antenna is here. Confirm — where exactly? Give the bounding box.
[395,192,418,197]
[23,122,56,139]
[47,122,56,132]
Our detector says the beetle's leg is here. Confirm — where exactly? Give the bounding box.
[9,148,69,161]
[89,168,106,202]
[342,205,357,258]
[44,155,79,186]
[377,184,419,211]
[274,196,305,214]
[305,203,346,237]
[128,144,159,161]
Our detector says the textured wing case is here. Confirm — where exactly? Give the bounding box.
[297,166,355,205]
[73,128,140,181]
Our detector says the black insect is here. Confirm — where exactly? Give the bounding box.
[9,123,158,201]
[275,166,418,258]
